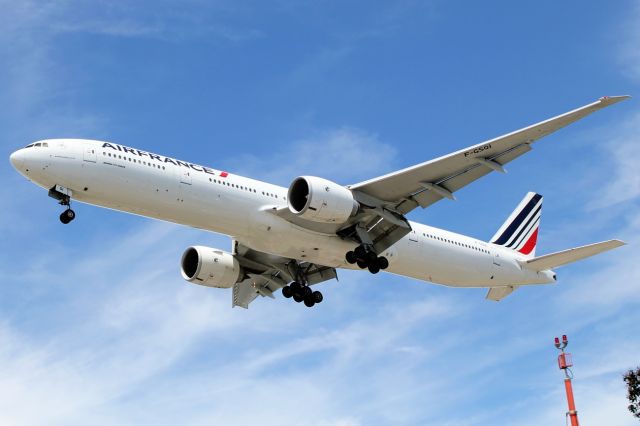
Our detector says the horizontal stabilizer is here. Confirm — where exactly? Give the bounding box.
[486,285,518,301]
[520,240,625,271]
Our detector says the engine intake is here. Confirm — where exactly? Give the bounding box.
[287,176,359,224]
[180,246,242,288]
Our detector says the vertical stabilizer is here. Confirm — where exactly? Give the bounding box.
[491,192,542,258]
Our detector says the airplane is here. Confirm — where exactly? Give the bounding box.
[9,96,629,308]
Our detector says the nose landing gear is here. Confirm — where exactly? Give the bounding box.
[345,244,389,274]
[48,185,76,224]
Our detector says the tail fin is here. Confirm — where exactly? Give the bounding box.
[491,192,542,258]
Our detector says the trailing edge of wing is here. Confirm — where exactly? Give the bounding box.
[519,239,625,271]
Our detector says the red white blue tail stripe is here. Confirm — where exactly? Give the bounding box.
[491,192,542,257]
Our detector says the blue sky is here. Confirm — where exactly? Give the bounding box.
[1,1,639,425]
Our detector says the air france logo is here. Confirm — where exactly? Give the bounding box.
[102,143,228,178]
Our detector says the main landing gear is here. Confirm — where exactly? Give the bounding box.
[281,282,324,308]
[345,244,389,274]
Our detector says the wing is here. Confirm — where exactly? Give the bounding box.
[231,240,337,308]
[350,96,630,215]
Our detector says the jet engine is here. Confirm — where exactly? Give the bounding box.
[180,246,242,288]
[287,176,359,224]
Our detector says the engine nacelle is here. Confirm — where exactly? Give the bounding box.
[180,246,242,288]
[287,176,359,224]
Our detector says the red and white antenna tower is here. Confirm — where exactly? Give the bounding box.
[554,335,579,426]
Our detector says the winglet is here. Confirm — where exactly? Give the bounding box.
[598,95,631,106]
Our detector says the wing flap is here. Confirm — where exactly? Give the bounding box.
[520,240,625,271]
[232,278,262,309]
[486,285,518,301]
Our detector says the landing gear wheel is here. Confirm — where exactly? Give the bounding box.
[368,263,380,274]
[356,260,367,269]
[282,286,293,298]
[345,251,357,264]
[293,292,304,303]
[303,295,316,307]
[302,286,312,298]
[59,209,75,224]
[366,251,378,264]
[290,281,302,292]
[377,256,389,270]
[313,291,323,304]
[354,245,367,260]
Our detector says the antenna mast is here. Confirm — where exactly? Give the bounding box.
[554,335,579,426]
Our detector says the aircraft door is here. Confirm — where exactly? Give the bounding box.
[179,169,192,185]
[492,250,502,277]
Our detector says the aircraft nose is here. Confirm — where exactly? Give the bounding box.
[10,149,24,169]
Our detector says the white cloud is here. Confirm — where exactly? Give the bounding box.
[588,111,640,209]
[230,127,398,185]
[618,2,640,83]
[0,218,464,425]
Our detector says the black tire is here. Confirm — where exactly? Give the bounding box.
[367,250,378,264]
[304,296,315,307]
[356,260,367,269]
[377,256,389,270]
[368,263,380,274]
[302,286,312,297]
[313,291,323,303]
[354,245,366,259]
[290,281,302,292]
[59,212,70,224]
[282,286,293,298]
[65,209,76,220]
[293,292,304,303]
[345,251,357,264]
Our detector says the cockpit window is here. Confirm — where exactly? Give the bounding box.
[24,142,48,148]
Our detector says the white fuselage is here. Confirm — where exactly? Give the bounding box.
[9,139,555,289]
